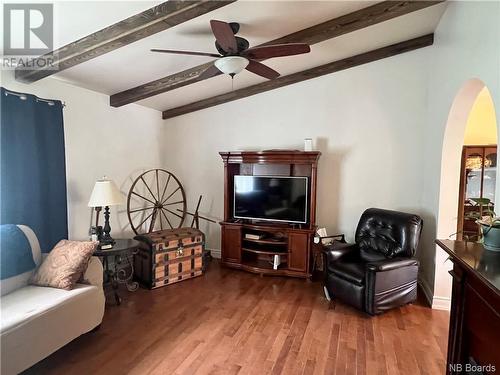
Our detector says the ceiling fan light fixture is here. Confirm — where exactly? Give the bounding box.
[214,56,249,76]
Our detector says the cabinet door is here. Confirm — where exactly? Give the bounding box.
[221,225,241,263]
[288,232,309,272]
[483,147,497,205]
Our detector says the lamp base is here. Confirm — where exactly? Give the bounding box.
[99,237,115,246]
[101,206,115,246]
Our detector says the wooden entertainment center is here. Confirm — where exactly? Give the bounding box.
[219,150,320,278]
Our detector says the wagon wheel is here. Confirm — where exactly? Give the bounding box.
[127,169,187,235]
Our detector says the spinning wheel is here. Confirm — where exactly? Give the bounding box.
[127,169,187,235]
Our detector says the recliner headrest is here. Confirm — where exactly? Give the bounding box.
[355,208,423,258]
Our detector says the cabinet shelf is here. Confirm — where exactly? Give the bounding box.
[243,237,287,245]
[220,221,315,233]
[242,247,289,256]
[241,259,287,271]
[222,259,307,278]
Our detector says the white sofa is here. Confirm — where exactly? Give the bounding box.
[0,225,105,375]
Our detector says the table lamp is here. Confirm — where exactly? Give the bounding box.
[88,177,125,246]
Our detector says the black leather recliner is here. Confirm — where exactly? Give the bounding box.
[324,208,423,315]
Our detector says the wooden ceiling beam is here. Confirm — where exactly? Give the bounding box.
[15,1,235,83]
[161,34,434,119]
[110,0,443,107]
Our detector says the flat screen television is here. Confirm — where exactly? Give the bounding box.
[233,175,308,224]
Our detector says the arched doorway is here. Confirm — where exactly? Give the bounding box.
[457,88,497,239]
[433,79,498,309]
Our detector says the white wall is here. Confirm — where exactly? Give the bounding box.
[421,1,500,309]
[160,49,431,266]
[1,72,164,243]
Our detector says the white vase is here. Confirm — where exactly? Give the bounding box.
[304,138,313,151]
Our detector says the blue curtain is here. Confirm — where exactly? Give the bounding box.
[1,87,68,252]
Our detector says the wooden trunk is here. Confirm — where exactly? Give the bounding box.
[134,228,204,289]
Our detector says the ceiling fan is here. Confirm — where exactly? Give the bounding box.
[151,20,311,80]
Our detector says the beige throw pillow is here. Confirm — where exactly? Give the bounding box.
[30,240,98,290]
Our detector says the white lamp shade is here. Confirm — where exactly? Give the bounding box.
[88,178,125,207]
[214,56,249,75]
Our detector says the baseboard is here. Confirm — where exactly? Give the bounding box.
[209,248,221,259]
[418,278,433,307]
[432,296,451,311]
[418,277,451,311]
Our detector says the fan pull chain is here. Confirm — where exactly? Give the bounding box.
[230,73,235,91]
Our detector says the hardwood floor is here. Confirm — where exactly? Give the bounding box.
[25,261,449,375]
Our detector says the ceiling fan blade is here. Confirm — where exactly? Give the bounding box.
[150,49,220,58]
[199,64,222,80]
[243,43,311,60]
[210,20,238,54]
[245,60,280,80]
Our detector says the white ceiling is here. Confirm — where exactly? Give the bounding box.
[50,1,447,112]
[53,1,160,47]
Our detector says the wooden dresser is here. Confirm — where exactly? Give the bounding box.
[436,240,500,375]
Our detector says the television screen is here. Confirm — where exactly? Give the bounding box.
[234,175,308,224]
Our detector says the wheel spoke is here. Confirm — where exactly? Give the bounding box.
[162,186,181,205]
[161,209,174,229]
[159,209,163,230]
[129,206,154,214]
[164,208,184,220]
[136,210,154,230]
[160,175,171,203]
[140,175,158,202]
[163,200,184,206]
[131,191,156,205]
[148,209,157,233]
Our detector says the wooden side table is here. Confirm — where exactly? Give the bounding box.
[311,234,346,281]
[94,239,140,305]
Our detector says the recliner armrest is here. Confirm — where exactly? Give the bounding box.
[364,257,419,315]
[323,242,358,263]
[366,258,419,272]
